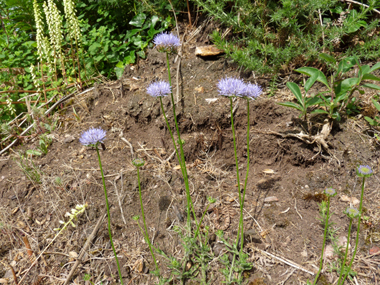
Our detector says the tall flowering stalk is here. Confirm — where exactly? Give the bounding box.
[337,206,360,285]
[79,128,124,285]
[132,158,159,273]
[217,78,261,249]
[216,77,261,283]
[63,0,84,84]
[313,188,336,284]
[339,165,373,284]
[43,0,66,83]
[151,33,197,231]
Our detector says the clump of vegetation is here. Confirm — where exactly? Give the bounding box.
[194,0,380,74]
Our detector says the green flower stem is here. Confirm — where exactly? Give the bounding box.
[313,197,331,284]
[337,218,353,285]
[95,145,123,285]
[137,166,158,271]
[239,98,250,251]
[229,97,242,247]
[194,203,211,239]
[340,177,366,284]
[165,53,197,228]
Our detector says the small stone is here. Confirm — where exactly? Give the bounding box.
[194,86,205,93]
[340,195,360,206]
[63,135,75,143]
[370,246,380,255]
[264,196,279,203]
[195,45,224,56]
[69,251,78,258]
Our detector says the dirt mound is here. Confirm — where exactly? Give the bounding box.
[1,38,380,284]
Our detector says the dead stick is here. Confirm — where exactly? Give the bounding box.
[343,0,380,14]
[63,213,106,285]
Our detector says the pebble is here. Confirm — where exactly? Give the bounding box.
[370,246,380,255]
[195,45,224,56]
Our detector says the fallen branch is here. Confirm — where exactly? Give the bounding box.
[343,0,380,15]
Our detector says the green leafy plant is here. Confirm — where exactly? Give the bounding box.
[364,98,380,126]
[312,188,336,284]
[14,153,43,184]
[195,0,380,75]
[278,79,322,122]
[280,55,380,122]
[79,128,124,285]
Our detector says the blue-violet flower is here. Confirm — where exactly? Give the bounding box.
[344,206,360,219]
[217,77,246,97]
[153,32,181,53]
[79,128,106,146]
[147,81,171,97]
[357,165,373,177]
[324,187,337,197]
[242,83,263,99]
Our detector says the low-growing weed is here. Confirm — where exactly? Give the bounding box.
[14,153,42,184]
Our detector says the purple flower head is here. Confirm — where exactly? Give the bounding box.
[357,165,373,178]
[79,127,106,146]
[324,187,336,197]
[242,83,263,99]
[344,206,360,219]
[153,32,181,53]
[217,77,246,97]
[147,80,171,97]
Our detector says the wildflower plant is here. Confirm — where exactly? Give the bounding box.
[132,158,159,274]
[150,32,197,231]
[338,165,373,284]
[79,127,124,285]
[217,77,262,283]
[313,188,336,284]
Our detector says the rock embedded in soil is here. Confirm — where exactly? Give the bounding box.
[195,45,224,56]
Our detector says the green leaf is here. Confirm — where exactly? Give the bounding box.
[129,13,147,27]
[115,67,124,80]
[305,96,322,107]
[362,83,380,90]
[371,98,380,112]
[94,55,104,62]
[369,62,380,73]
[359,65,370,77]
[334,77,359,98]
[337,56,358,74]
[295,67,329,88]
[362,74,380,81]
[364,116,377,126]
[26,149,42,156]
[304,72,319,93]
[319,53,336,64]
[88,42,101,54]
[311,109,329,115]
[277,102,303,111]
[286,82,303,105]
[116,61,124,68]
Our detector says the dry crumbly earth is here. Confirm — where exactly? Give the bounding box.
[1,26,380,285]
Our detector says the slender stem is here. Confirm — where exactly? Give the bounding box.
[96,146,123,285]
[340,177,366,284]
[137,166,158,270]
[194,203,211,239]
[239,98,250,251]
[229,97,242,246]
[337,218,353,285]
[165,52,197,229]
[313,197,331,284]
